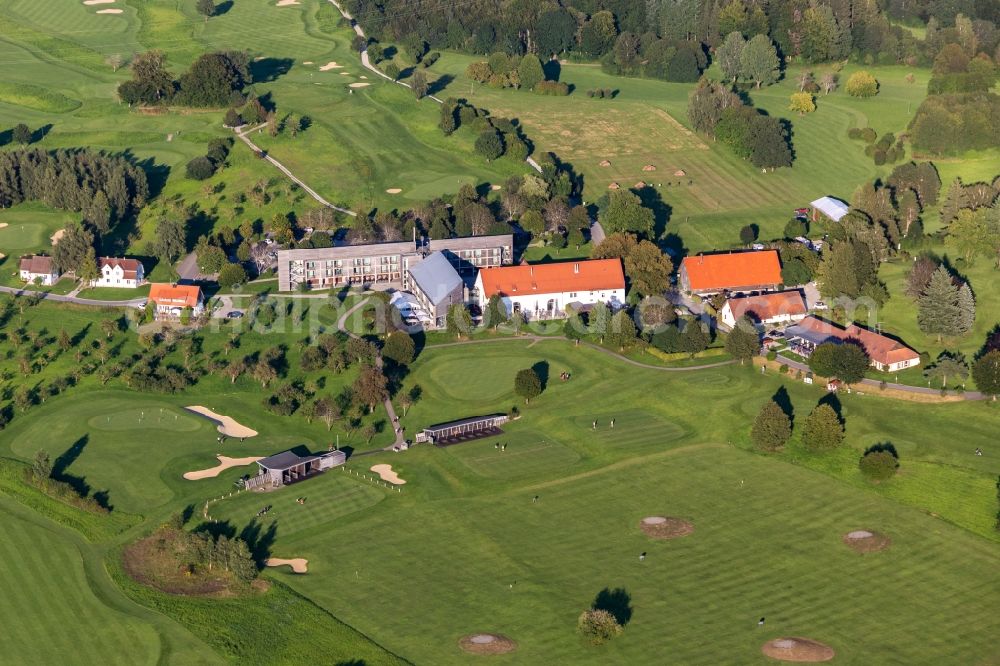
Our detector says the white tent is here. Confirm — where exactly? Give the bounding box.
[810,196,850,222]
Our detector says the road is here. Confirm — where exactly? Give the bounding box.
[775,353,986,401]
[0,284,145,307]
[327,0,543,175]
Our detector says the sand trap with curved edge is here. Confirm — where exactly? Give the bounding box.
[266,558,308,573]
[276,0,300,5]
[184,455,263,480]
[303,61,314,65]
[385,188,402,194]
[185,406,258,437]
[319,61,343,71]
[349,82,371,88]
[370,464,406,484]
[97,8,123,12]
[83,0,116,4]
[50,229,65,245]
[459,634,517,654]
[0,223,8,229]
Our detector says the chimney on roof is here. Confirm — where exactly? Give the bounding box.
[529,266,533,276]
[573,262,580,274]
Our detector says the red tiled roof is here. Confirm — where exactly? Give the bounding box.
[479,259,625,298]
[149,283,202,308]
[682,251,782,291]
[19,255,55,275]
[726,291,807,321]
[845,324,920,365]
[795,316,919,366]
[99,257,143,281]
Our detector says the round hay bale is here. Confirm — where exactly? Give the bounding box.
[640,516,693,539]
[459,633,517,655]
[761,637,835,662]
[842,530,891,553]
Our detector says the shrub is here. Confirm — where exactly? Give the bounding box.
[423,52,440,67]
[185,156,216,180]
[218,262,247,289]
[873,149,886,165]
[847,127,863,140]
[577,609,622,645]
[778,364,789,374]
[846,71,879,97]
[860,444,899,480]
[766,350,777,361]
[861,127,877,143]
[534,80,570,96]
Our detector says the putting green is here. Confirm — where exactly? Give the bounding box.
[87,408,201,432]
[426,356,526,403]
[0,207,73,251]
[568,411,686,454]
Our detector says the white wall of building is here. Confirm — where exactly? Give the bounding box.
[19,270,58,286]
[91,263,144,288]
[475,275,624,318]
[720,304,806,328]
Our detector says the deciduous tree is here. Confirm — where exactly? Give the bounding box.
[514,367,542,404]
[801,403,844,451]
[751,400,791,451]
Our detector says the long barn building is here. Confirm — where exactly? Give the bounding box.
[277,234,514,292]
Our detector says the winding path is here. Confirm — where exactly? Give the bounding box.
[234,124,356,216]
[327,0,544,174]
[337,298,405,447]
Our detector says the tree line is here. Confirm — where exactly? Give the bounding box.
[118,50,252,107]
[345,0,996,75]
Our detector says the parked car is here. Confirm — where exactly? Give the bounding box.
[814,301,828,310]
[133,300,147,310]
[227,310,245,319]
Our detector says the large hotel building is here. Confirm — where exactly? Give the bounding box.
[276,234,514,292]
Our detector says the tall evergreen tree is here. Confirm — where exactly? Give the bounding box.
[751,400,792,451]
[801,403,844,451]
[917,267,963,341]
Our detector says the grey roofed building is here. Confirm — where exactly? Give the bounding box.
[257,450,320,471]
[408,251,462,306]
[407,251,464,328]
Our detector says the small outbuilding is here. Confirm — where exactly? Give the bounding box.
[810,196,850,223]
[246,449,346,489]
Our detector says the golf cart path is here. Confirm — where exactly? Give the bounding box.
[0,284,145,307]
[327,0,543,174]
[337,298,405,447]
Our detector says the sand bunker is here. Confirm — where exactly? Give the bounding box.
[83,0,116,4]
[185,406,258,438]
[640,516,694,539]
[97,8,123,12]
[599,160,611,167]
[674,169,687,176]
[50,229,66,245]
[183,455,263,480]
[349,82,370,88]
[0,223,8,229]
[490,184,501,190]
[842,530,891,553]
[761,637,835,662]
[319,61,343,71]
[303,61,314,65]
[276,0,300,5]
[360,75,368,79]
[459,634,517,655]
[385,188,402,194]
[370,464,406,485]
[266,558,308,573]
[642,164,657,171]
[608,182,620,190]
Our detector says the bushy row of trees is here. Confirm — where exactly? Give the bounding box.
[751,394,845,453]
[687,79,792,170]
[344,0,995,69]
[118,50,251,107]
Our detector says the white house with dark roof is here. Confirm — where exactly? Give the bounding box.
[92,257,145,288]
[407,251,464,328]
[18,255,60,286]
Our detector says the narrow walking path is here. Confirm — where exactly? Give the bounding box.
[0,284,145,307]
[336,298,406,448]
[234,124,356,216]
[327,0,543,174]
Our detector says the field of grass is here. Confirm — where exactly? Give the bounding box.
[0,203,76,255]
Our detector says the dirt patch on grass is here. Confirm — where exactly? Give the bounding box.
[123,529,238,597]
[640,516,693,539]
[459,634,517,654]
[842,530,891,553]
[50,229,65,245]
[761,637,835,662]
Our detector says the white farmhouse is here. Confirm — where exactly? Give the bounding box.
[18,255,60,286]
[92,258,145,288]
[474,259,625,320]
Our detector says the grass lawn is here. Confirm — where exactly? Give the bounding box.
[76,284,151,300]
[0,203,75,255]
